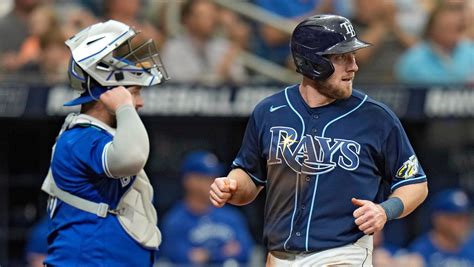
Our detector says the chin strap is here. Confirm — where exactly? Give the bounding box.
[85,75,113,102]
[86,76,100,102]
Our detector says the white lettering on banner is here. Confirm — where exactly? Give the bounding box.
[43,85,474,118]
[138,86,278,117]
[233,86,279,115]
[365,88,409,117]
[46,85,277,116]
[47,85,79,115]
[425,88,474,117]
[140,86,234,116]
[0,86,29,117]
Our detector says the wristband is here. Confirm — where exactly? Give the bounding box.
[380,197,404,220]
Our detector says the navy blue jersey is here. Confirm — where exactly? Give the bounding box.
[233,84,427,252]
[45,122,154,266]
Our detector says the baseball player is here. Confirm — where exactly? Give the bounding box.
[210,14,428,266]
[160,151,254,265]
[41,20,168,266]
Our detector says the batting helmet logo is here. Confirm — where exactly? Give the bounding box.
[339,21,356,38]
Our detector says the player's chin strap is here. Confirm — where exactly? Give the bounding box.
[41,113,162,249]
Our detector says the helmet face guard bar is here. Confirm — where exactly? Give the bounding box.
[107,38,170,85]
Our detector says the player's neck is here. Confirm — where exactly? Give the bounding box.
[83,106,116,128]
[299,79,336,108]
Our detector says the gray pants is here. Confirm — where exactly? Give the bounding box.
[266,235,373,267]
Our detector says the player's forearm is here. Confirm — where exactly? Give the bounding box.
[227,168,262,206]
[390,182,428,218]
[106,105,149,177]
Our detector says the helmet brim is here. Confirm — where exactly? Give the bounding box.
[322,37,371,55]
[63,86,108,106]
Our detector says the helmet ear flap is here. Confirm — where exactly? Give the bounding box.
[68,58,88,93]
[293,53,334,81]
[68,58,104,94]
[312,56,334,80]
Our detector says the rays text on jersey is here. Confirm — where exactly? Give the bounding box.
[268,126,361,175]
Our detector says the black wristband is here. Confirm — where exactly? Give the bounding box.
[380,197,404,220]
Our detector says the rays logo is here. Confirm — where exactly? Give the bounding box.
[267,126,360,175]
[340,21,356,38]
[396,155,419,179]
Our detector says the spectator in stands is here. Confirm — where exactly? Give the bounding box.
[409,188,474,266]
[218,8,251,50]
[14,5,61,72]
[351,0,418,84]
[0,0,40,72]
[103,0,164,48]
[36,29,69,84]
[394,0,433,39]
[161,0,248,85]
[24,215,48,267]
[253,0,349,67]
[58,3,98,40]
[160,150,254,266]
[395,3,474,85]
[462,0,474,40]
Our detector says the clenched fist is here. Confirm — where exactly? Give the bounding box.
[209,177,237,207]
[352,198,387,235]
[99,86,133,113]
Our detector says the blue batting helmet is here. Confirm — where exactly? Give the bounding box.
[431,188,471,215]
[291,14,371,81]
[181,151,224,178]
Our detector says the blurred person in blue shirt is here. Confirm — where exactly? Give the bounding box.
[395,3,474,85]
[160,150,254,266]
[409,188,474,267]
[24,215,49,267]
[373,230,424,267]
[253,0,351,67]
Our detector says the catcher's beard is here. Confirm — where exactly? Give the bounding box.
[314,79,352,100]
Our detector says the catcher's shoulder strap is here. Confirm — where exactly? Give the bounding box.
[41,169,115,218]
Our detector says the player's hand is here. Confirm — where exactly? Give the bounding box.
[209,177,237,207]
[352,198,387,235]
[99,86,133,113]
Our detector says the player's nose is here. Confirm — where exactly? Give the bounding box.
[347,53,358,72]
[135,95,144,109]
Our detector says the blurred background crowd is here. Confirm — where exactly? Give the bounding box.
[0,0,473,85]
[0,0,473,266]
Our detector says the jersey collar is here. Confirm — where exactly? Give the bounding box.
[72,114,116,136]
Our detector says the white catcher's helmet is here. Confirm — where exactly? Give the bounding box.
[64,20,169,106]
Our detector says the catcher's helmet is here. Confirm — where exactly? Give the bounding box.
[64,20,169,106]
[291,14,371,81]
